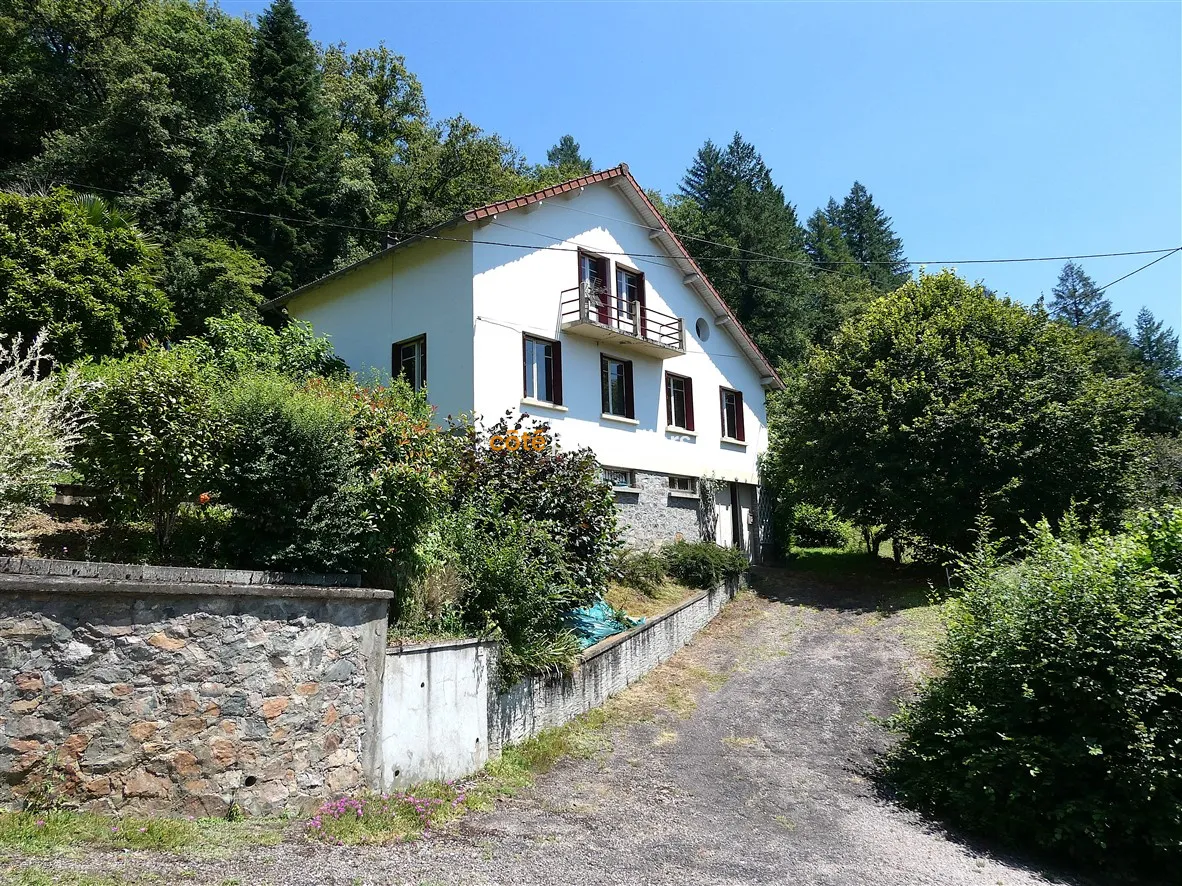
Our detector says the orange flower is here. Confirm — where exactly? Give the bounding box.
[197,492,211,505]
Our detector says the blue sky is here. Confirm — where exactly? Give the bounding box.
[223,0,1182,333]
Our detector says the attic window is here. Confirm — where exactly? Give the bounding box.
[695,318,710,341]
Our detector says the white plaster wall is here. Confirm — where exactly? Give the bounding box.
[285,235,476,423]
[379,639,493,789]
[470,186,770,485]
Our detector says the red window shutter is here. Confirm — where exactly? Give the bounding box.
[521,335,528,397]
[684,376,695,431]
[623,359,635,419]
[636,272,647,339]
[552,339,563,405]
[735,390,745,441]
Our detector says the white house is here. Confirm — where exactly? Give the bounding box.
[263,165,784,560]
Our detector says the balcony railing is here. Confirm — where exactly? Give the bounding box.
[560,284,686,358]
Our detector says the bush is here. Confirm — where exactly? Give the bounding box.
[661,540,748,590]
[451,413,619,593]
[180,314,348,380]
[884,515,1182,872]
[215,372,366,572]
[75,347,221,554]
[448,504,586,682]
[0,332,85,535]
[613,548,666,594]
[790,503,851,549]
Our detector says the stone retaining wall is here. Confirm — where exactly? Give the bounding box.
[0,569,389,816]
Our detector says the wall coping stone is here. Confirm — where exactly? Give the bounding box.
[0,572,393,601]
[386,636,492,655]
[0,556,361,587]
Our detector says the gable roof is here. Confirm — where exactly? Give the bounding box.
[264,164,784,389]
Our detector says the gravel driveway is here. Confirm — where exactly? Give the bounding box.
[15,567,1084,886]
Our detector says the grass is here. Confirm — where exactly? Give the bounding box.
[604,580,698,620]
[0,812,285,859]
[0,871,165,886]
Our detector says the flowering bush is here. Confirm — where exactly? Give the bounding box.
[0,332,86,536]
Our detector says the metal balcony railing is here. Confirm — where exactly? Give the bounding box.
[560,284,686,356]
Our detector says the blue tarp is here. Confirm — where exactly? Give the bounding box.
[565,600,645,649]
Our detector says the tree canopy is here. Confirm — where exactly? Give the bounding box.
[767,270,1149,556]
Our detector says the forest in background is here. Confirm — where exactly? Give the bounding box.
[3,0,1177,376]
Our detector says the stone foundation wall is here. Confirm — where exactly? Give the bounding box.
[614,469,703,547]
[0,569,390,816]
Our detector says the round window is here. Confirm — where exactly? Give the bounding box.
[695,318,710,341]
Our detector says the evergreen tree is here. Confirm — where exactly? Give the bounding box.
[1132,306,1182,433]
[238,0,343,296]
[832,182,910,291]
[804,207,856,273]
[545,135,592,175]
[1049,261,1123,336]
[672,133,813,365]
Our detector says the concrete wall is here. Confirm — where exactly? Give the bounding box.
[0,565,390,816]
[375,577,738,785]
[489,576,739,753]
[379,638,494,791]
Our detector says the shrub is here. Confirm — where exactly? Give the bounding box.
[613,548,666,594]
[0,332,86,535]
[75,347,221,554]
[451,413,619,593]
[790,503,851,549]
[180,314,348,380]
[449,504,586,682]
[884,515,1182,872]
[662,540,748,590]
[215,373,366,573]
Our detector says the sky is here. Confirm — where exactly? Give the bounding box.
[222,0,1182,333]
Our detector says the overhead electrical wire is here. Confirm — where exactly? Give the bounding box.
[46,178,1181,291]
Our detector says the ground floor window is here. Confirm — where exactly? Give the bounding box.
[668,475,698,493]
[601,466,635,489]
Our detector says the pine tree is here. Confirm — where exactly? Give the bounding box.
[238,0,343,296]
[672,133,813,364]
[1048,261,1123,336]
[832,182,910,291]
[804,208,855,273]
[1132,306,1182,433]
[545,135,592,175]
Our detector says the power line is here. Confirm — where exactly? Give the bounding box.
[44,178,1182,277]
[1095,247,1182,291]
[539,199,1180,268]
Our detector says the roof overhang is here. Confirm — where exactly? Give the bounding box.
[264,164,784,390]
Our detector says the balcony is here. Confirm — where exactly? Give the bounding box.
[560,284,686,358]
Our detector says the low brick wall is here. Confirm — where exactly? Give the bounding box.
[0,566,390,816]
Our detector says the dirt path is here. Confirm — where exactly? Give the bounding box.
[14,567,1078,886]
